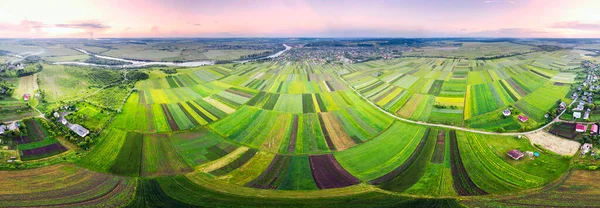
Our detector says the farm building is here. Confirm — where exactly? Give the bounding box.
[507,149,524,160]
[592,124,598,134]
[518,115,528,122]
[573,112,582,119]
[576,124,587,133]
[69,124,90,138]
[581,143,593,154]
[502,109,511,116]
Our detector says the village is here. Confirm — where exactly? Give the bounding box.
[0,91,90,164]
[506,60,600,166]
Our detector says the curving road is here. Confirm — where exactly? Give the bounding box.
[332,65,577,136]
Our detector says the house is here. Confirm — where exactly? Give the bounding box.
[23,94,30,101]
[575,104,584,111]
[592,124,599,134]
[584,110,591,120]
[69,124,89,138]
[518,115,529,122]
[560,102,567,108]
[507,149,524,160]
[581,143,593,154]
[7,122,18,131]
[576,123,588,132]
[0,125,5,134]
[502,109,511,116]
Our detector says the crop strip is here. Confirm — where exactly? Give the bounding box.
[209,148,258,176]
[161,104,180,131]
[139,91,147,104]
[499,80,519,101]
[528,69,551,79]
[166,76,179,88]
[431,130,446,164]
[309,154,360,189]
[302,94,316,113]
[287,115,299,153]
[246,155,292,189]
[226,88,254,98]
[318,113,336,150]
[177,103,200,126]
[262,93,280,110]
[370,128,431,185]
[246,91,266,106]
[315,94,328,112]
[449,130,487,196]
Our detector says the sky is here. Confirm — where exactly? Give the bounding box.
[0,0,599,38]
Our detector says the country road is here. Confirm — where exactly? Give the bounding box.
[333,66,577,136]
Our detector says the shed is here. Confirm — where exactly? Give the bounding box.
[502,109,511,116]
[592,124,599,134]
[508,149,524,160]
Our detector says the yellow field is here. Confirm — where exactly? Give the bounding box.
[376,88,403,107]
[464,85,472,120]
[434,97,465,107]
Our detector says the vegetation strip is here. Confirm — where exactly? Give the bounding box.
[287,115,299,153]
[449,130,487,196]
[309,154,360,189]
[370,128,432,185]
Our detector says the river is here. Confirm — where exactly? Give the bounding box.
[53,44,292,68]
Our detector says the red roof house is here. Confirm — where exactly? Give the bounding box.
[592,124,599,134]
[518,115,529,122]
[576,123,587,133]
[23,94,30,101]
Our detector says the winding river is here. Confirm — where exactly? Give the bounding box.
[54,44,292,68]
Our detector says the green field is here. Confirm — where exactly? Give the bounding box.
[0,40,595,207]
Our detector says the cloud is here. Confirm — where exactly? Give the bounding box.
[550,21,600,31]
[54,22,110,29]
[21,20,45,33]
[470,28,549,37]
[150,26,160,34]
[483,0,516,4]
[53,20,110,38]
